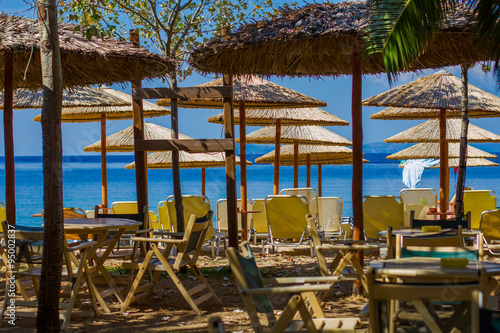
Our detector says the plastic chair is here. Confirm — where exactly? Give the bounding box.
[121,211,220,316]
[280,188,319,222]
[400,188,438,228]
[464,190,497,229]
[216,199,253,256]
[157,200,169,231]
[0,202,6,222]
[264,195,310,254]
[226,241,359,333]
[363,196,403,239]
[314,197,343,241]
[111,201,158,229]
[249,199,268,246]
[479,209,500,255]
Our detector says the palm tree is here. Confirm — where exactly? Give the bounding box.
[363,0,499,215]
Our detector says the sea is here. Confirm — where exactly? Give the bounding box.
[2,153,500,227]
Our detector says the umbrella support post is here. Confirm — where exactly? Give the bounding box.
[318,164,322,197]
[306,154,311,188]
[201,168,206,197]
[439,108,449,216]
[239,101,248,241]
[273,119,281,195]
[294,140,299,188]
[100,113,108,208]
[3,53,15,225]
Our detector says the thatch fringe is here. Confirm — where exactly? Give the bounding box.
[125,151,250,169]
[190,2,488,77]
[1,13,174,90]
[207,107,348,126]
[385,119,500,143]
[255,144,355,164]
[370,106,498,120]
[157,76,326,108]
[387,143,497,159]
[399,158,498,168]
[241,125,352,145]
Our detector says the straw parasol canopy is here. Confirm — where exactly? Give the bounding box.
[371,106,500,120]
[190,2,487,76]
[33,87,170,122]
[256,145,355,164]
[158,76,327,108]
[240,125,352,146]
[363,70,500,115]
[385,119,500,143]
[84,122,186,152]
[207,107,348,126]
[1,87,128,109]
[387,143,497,160]
[398,158,498,168]
[125,151,250,169]
[0,14,174,90]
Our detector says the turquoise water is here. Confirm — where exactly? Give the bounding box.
[2,154,500,227]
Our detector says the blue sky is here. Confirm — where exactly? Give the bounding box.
[2,2,500,156]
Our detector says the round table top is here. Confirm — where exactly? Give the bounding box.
[64,218,142,233]
[377,228,480,238]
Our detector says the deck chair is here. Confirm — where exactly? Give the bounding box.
[409,210,471,229]
[280,188,319,222]
[227,241,359,333]
[157,201,169,231]
[0,202,6,222]
[216,199,253,256]
[367,266,486,333]
[464,190,497,229]
[111,201,159,230]
[250,199,269,247]
[121,211,221,316]
[0,221,99,330]
[479,209,500,255]
[363,196,403,239]
[314,197,343,241]
[400,188,437,228]
[264,195,310,254]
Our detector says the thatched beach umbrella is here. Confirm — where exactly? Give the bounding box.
[0,13,173,225]
[125,151,251,196]
[256,144,362,196]
[158,75,327,240]
[364,70,500,212]
[429,158,498,168]
[385,119,500,143]
[371,106,500,120]
[189,2,488,267]
[387,143,497,160]
[240,125,352,187]
[34,88,170,207]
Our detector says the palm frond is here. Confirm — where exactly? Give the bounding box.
[364,0,454,83]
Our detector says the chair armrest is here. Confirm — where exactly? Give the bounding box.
[240,284,332,295]
[262,276,345,284]
[131,236,185,244]
[67,241,97,252]
[130,228,153,235]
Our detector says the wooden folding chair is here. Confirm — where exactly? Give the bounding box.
[367,266,486,333]
[0,221,99,330]
[227,241,359,333]
[120,211,221,315]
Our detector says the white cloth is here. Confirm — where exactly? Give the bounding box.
[402,159,440,188]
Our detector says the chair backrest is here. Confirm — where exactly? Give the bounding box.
[226,242,275,326]
[315,197,343,233]
[264,195,309,240]
[479,209,500,242]
[158,201,170,231]
[95,205,149,230]
[110,201,158,229]
[280,188,318,222]
[464,190,497,229]
[250,199,267,234]
[400,188,438,228]
[0,203,6,222]
[216,199,249,232]
[363,196,403,239]
[410,210,471,229]
[166,195,211,231]
[367,266,486,333]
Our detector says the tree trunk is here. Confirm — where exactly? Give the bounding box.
[455,64,471,216]
[170,73,185,232]
[37,0,64,331]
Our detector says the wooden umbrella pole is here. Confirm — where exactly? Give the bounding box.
[273,119,282,195]
[3,53,15,224]
[439,108,449,216]
[239,101,248,241]
[351,47,364,294]
[100,112,108,208]
[294,139,299,188]
[318,164,322,197]
[201,168,206,196]
[171,96,184,232]
[306,153,311,187]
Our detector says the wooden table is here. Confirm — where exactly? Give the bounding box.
[64,217,142,312]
